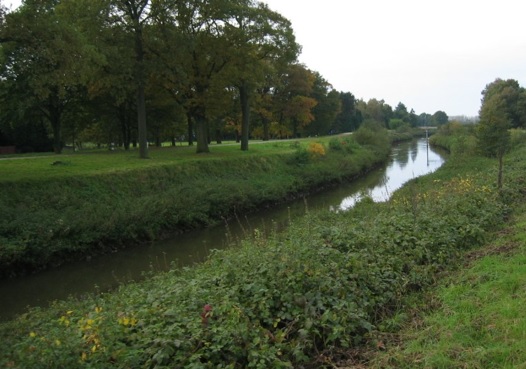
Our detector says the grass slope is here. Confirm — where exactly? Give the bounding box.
[0,136,388,277]
[1,132,523,368]
[355,138,526,369]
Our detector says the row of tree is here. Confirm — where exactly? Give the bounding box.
[0,0,449,156]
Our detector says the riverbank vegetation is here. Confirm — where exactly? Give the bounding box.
[1,123,524,368]
[0,131,395,278]
[359,131,526,369]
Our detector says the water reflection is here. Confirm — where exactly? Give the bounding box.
[0,138,446,321]
[336,139,444,210]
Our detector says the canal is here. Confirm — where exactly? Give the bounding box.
[0,138,446,321]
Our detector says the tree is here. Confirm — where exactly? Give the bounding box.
[0,0,104,153]
[153,0,234,153]
[227,2,298,150]
[273,64,318,137]
[418,112,432,127]
[110,0,152,158]
[333,92,360,133]
[481,78,525,129]
[306,73,340,136]
[432,110,449,125]
[393,102,409,122]
[253,69,277,141]
[478,81,512,189]
[356,98,392,128]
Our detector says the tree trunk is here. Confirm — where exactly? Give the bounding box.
[239,83,250,151]
[155,128,161,147]
[186,112,194,146]
[47,93,63,154]
[262,116,270,141]
[51,118,62,154]
[195,112,210,153]
[134,16,148,159]
[118,104,131,150]
[498,152,504,189]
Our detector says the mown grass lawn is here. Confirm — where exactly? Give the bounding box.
[0,138,332,182]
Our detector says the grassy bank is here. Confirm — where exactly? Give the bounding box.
[0,134,390,278]
[356,135,526,369]
[1,129,523,368]
[366,206,526,369]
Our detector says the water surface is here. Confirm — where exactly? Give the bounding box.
[0,138,446,320]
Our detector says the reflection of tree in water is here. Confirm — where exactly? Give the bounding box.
[392,141,411,169]
[410,140,418,163]
[337,138,446,210]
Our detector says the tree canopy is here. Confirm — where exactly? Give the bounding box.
[0,0,447,154]
[477,78,520,188]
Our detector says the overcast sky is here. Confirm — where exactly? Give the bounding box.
[262,0,526,117]
[4,0,525,117]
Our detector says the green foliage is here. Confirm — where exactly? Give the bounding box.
[289,145,310,165]
[353,123,390,156]
[429,121,478,156]
[328,135,359,154]
[0,138,389,277]
[480,78,526,129]
[388,118,406,130]
[432,110,449,125]
[510,128,526,147]
[477,92,511,159]
[1,140,519,368]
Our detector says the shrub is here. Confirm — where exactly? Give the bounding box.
[307,142,326,158]
[328,136,359,154]
[354,125,390,155]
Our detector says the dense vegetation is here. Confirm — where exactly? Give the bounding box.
[1,123,524,368]
[0,0,447,157]
[0,131,395,278]
[362,126,526,369]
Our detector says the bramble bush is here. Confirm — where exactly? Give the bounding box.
[0,156,514,368]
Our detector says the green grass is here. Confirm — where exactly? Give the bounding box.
[368,209,526,369]
[0,133,518,368]
[364,139,526,369]
[0,139,315,182]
